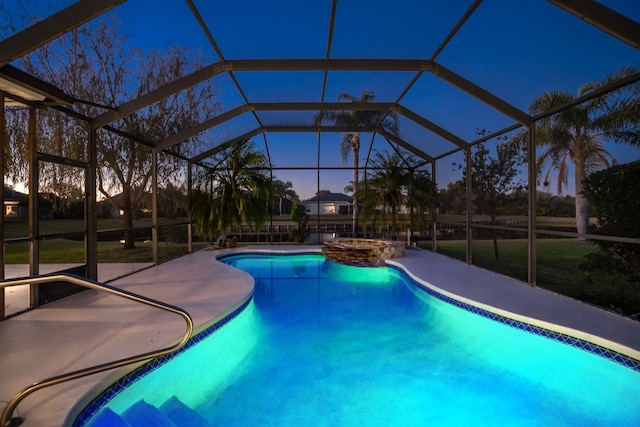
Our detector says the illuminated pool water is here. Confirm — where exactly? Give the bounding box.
[76,253,640,426]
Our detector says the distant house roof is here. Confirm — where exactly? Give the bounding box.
[305,192,352,203]
[3,187,26,201]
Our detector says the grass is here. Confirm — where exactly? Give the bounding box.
[5,239,208,264]
[2,217,188,240]
[3,218,202,264]
[419,238,639,317]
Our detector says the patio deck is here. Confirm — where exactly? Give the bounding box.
[1,246,639,426]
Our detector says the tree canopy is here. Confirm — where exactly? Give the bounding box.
[8,18,221,248]
[357,149,434,239]
[511,66,640,238]
[190,140,273,243]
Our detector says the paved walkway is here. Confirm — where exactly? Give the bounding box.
[1,247,639,426]
[3,263,154,317]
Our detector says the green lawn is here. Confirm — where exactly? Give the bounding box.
[419,239,639,317]
[2,217,188,239]
[5,239,208,264]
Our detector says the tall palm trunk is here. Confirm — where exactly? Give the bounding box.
[352,133,360,238]
[574,155,589,240]
[572,137,589,240]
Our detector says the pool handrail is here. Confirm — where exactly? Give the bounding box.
[0,273,194,427]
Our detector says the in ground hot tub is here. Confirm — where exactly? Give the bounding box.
[322,238,405,266]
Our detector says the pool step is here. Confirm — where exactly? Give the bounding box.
[159,396,210,427]
[87,397,210,427]
[87,407,132,427]
[121,399,178,426]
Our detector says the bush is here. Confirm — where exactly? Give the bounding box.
[290,202,309,243]
[581,160,640,315]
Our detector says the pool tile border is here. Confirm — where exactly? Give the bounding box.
[388,264,640,374]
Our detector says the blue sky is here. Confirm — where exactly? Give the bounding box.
[3,0,640,199]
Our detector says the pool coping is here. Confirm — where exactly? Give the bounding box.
[389,249,640,359]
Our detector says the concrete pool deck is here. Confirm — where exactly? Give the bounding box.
[1,246,640,426]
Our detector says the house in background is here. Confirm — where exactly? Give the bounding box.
[3,187,28,218]
[303,192,352,215]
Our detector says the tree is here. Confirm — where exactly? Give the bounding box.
[272,179,298,216]
[314,89,399,237]
[406,165,436,238]
[456,134,524,261]
[438,180,467,215]
[157,182,188,219]
[14,18,221,248]
[289,202,309,243]
[190,140,273,244]
[511,67,640,238]
[357,151,405,239]
[581,160,640,314]
[356,150,434,240]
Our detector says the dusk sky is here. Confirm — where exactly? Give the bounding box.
[2,0,640,199]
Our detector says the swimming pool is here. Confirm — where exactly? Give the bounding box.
[74,252,640,426]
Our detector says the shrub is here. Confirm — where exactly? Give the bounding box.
[581,160,640,315]
[289,202,309,243]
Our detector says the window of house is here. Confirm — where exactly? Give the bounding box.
[322,203,335,214]
[5,205,18,216]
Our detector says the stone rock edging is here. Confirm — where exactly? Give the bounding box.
[321,238,405,266]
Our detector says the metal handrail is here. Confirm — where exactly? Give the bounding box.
[0,273,194,427]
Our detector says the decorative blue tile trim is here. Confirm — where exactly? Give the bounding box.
[217,251,322,261]
[72,297,252,427]
[388,264,640,374]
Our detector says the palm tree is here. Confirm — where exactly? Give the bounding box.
[272,179,298,216]
[314,89,399,237]
[356,150,434,240]
[512,67,640,238]
[405,165,436,240]
[189,139,273,244]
